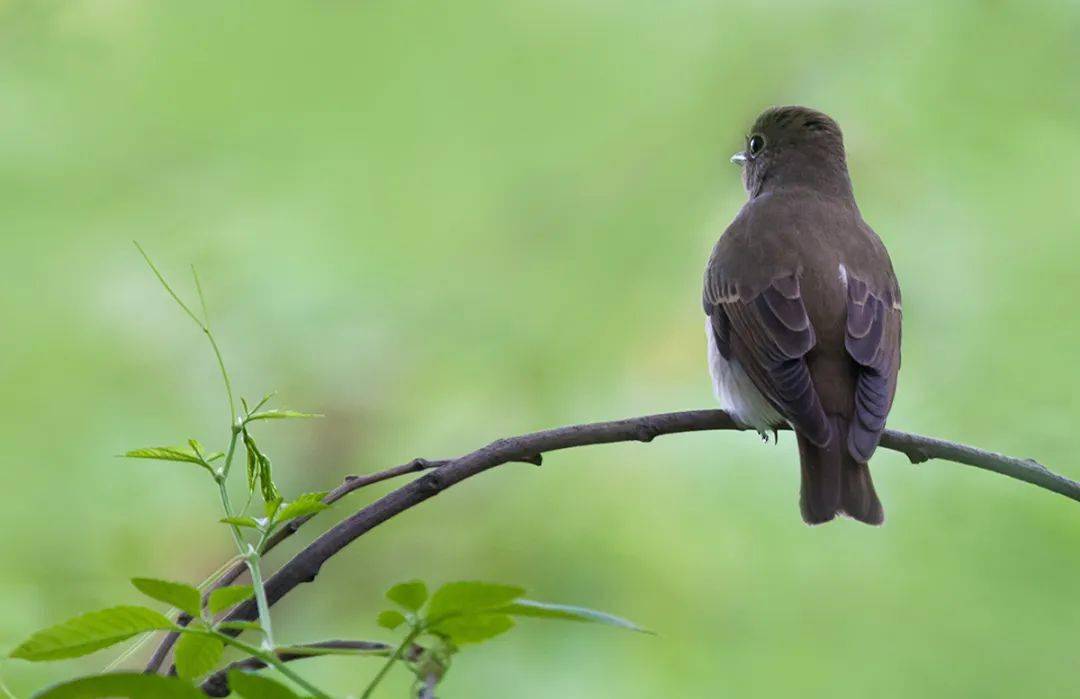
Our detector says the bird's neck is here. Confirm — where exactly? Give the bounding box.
[752,152,854,201]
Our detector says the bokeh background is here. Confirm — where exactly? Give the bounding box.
[2,1,1079,697]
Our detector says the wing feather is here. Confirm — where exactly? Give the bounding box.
[844,272,901,461]
[704,271,831,446]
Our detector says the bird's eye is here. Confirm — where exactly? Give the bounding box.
[748,134,765,155]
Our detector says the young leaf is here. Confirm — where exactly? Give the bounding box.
[243,432,259,493]
[219,516,261,529]
[227,670,300,699]
[242,430,281,502]
[131,578,202,618]
[386,580,428,612]
[264,497,283,520]
[376,610,407,630]
[207,585,254,615]
[426,582,525,621]
[174,633,224,681]
[274,492,330,524]
[258,453,280,502]
[10,606,173,661]
[31,673,204,698]
[123,447,208,470]
[245,391,276,417]
[431,614,515,645]
[493,599,652,633]
[245,409,323,423]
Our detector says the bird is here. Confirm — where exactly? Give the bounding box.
[703,106,902,525]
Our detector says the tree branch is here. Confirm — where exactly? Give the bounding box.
[149,409,1079,677]
[218,410,1078,623]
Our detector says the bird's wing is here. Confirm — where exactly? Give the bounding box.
[703,267,831,446]
[843,271,902,461]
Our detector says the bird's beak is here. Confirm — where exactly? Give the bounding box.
[730,151,748,165]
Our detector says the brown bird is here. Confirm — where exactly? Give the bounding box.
[703,106,901,525]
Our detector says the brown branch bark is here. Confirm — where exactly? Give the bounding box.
[148,409,1079,679]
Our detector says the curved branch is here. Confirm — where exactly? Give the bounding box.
[217,410,1078,626]
[150,409,1079,675]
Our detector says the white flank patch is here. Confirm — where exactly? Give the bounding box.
[705,318,782,434]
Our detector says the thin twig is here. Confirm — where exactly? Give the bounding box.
[200,640,403,697]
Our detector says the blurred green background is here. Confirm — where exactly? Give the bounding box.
[2,1,1078,696]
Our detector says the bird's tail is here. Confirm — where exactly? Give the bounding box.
[796,415,884,525]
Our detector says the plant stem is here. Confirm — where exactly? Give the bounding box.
[199,630,331,699]
[361,626,422,699]
[216,478,275,649]
[135,244,237,424]
[192,265,236,422]
[221,427,240,480]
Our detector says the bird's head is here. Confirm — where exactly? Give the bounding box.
[732,106,852,198]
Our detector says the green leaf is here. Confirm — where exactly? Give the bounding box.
[386,580,428,612]
[376,610,407,630]
[220,516,261,529]
[131,578,202,618]
[243,431,259,494]
[242,430,281,503]
[431,614,515,645]
[493,599,652,633]
[207,585,254,615]
[426,581,525,621]
[31,673,203,698]
[123,447,208,470]
[10,606,174,661]
[274,492,330,524]
[245,409,323,423]
[245,391,276,417]
[174,632,223,680]
[264,497,283,520]
[258,454,280,502]
[227,670,300,699]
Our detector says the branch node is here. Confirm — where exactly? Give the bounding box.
[420,472,444,494]
[517,453,543,466]
[636,426,657,443]
[905,448,931,464]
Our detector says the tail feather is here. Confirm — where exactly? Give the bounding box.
[796,415,884,526]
